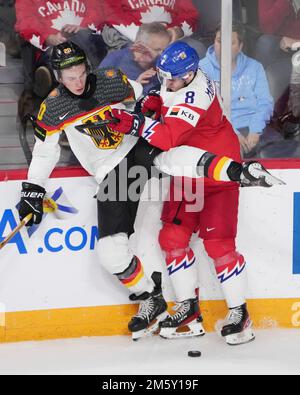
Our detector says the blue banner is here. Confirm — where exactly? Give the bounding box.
[293,193,300,274]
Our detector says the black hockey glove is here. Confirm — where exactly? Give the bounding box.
[19,182,46,226]
[227,161,286,187]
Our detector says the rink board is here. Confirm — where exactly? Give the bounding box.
[0,162,300,342]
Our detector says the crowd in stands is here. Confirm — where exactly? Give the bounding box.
[255,0,300,140]
[99,22,171,95]
[199,22,274,156]
[0,0,299,159]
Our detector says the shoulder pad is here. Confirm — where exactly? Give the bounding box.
[36,87,71,129]
[48,88,60,99]
[169,72,216,110]
[95,68,132,104]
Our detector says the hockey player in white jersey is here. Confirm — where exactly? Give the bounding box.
[17,42,170,340]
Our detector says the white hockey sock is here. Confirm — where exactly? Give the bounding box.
[216,255,247,308]
[166,249,198,301]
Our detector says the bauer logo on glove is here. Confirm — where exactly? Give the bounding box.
[19,182,46,226]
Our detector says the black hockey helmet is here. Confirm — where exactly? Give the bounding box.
[50,42,88,71]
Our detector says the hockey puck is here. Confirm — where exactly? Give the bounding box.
[188,350,201,358]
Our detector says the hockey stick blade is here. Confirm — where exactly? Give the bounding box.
[0,213,33,251]
[266,173,286,186]
[258,168,286,186]
[242,170,286,187]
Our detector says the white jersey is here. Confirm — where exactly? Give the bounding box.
[140,70,240,162]
[29,69,142,187]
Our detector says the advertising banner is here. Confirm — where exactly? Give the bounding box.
[0,168,299,340]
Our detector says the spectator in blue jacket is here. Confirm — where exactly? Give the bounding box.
[99,22,171,95]
[199,23,274,156]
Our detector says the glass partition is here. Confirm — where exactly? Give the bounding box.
[1,0,300,170]
[204,0,300,159]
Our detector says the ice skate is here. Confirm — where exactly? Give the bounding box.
[221,303,255,346]
[128,272,168,341]
[159,296,205,339]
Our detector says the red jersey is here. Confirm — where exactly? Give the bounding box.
[141,70,241,163]
[143,70,241,225]
[104,0,199,42]
[258,0,300,39]
[15,0,105,50]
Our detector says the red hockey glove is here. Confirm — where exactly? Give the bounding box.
[135,90,162,119]
[107,109,145,137]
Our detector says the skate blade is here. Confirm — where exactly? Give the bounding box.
[159,320,206,340]
[215,319,224,337]
[131,311,169,341]
[225,327,255,346]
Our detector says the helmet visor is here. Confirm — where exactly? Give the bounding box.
[157,67,190,85]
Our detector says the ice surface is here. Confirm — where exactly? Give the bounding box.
[0,329,299,375]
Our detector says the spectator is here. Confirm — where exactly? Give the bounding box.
[101,0,206,57]
[278,45,300,138]
[193,0,243,49]
[99,23,171,95]
[290,47,300,118]
[199,22,274,156]
[0,0,19,58]
[255,0,300,114]
[15,0,107,121]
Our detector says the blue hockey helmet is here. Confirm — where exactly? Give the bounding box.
[156,42,199,82]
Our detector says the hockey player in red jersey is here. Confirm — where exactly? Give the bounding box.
[105,42,285,345]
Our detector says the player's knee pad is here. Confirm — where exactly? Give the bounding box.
[96,233,133,275]
[159,223,192,258]
[203,239,236,261]
[204,238,245,275]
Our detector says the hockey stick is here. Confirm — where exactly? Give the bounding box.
[0,196,61,251]
[75,118,120,139]
[0,213,33,251]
